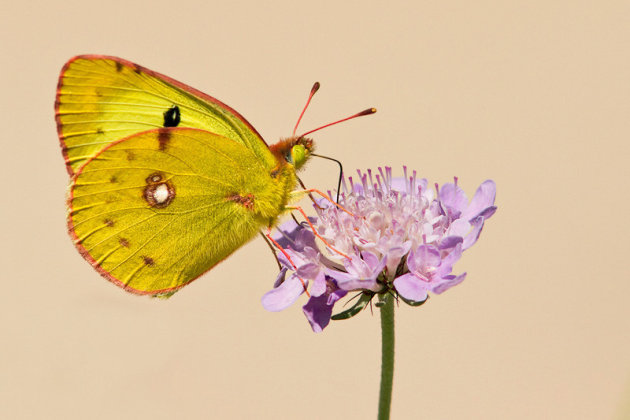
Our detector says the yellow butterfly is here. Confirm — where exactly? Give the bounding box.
[56,55,374,297]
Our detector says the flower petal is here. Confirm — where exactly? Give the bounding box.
[273,267,288,288]
[261,274,307,312]
[271,221,303,249]
[439,235,464,250]
[462,216,485,250]
[309,271,328,297]
[394,273,429,302]
[432,272,467,294]
[407,245,441,274]
[440,182,468,218]
[342,252,386,283]
[361,251,382,271]
[445,218,471,238]
[437,244,463,277]
[302,289,346,333]
[297,263,321,280]
[327,267,381,291]
[294,226,319,251]
[461,180,496,221]
[384,242,412,279]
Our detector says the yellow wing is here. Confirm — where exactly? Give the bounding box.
[68,128,292,296]
[56,55,275,174]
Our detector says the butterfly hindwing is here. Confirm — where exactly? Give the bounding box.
[56,55,275,174]
[68,128,281,296]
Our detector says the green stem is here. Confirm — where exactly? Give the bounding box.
[378,294,395,420]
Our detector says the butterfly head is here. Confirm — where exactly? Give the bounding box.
[271,136,314,171]
[288,136,314,170]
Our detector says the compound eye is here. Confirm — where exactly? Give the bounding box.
[290,144,307,168]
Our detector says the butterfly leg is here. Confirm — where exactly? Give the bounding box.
[286,206,352,261]
[296,176,324,211]
[260,232,282,270]
[264,227,310,295]
[290,212,301,226]
[295,188,356,218]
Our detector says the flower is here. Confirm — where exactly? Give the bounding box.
[261,167,497,332]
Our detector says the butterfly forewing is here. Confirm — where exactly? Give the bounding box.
[68,128,278,295]
[56,55,274,174]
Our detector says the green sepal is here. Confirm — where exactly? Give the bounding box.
[399,294,429,307]
[331,292,373,320]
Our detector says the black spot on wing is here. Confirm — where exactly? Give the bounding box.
[163,105,181,127]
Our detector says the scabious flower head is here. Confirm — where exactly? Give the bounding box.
[261,167,497,332]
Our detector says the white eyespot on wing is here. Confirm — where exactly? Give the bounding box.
[153,183,170,204]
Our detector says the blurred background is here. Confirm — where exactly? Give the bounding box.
[1,1,628,418]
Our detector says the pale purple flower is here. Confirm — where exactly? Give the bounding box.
[261,167,496,332]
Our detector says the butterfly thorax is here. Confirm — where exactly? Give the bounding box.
[269,136,314,171]
[242,159,296,228]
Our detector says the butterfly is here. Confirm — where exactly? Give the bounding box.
[56,55,374,297]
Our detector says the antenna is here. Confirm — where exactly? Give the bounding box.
[292,82,320,136]
[298,108,377,138]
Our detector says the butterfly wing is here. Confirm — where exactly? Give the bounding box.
[68,128,283,296]
[56,55,275,174]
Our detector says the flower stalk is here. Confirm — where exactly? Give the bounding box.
[378,293,395,420]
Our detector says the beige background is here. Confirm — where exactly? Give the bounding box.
[1,1,629,419]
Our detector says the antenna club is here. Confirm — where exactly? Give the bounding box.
[311,82,321,94]
[359,108,377,116]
